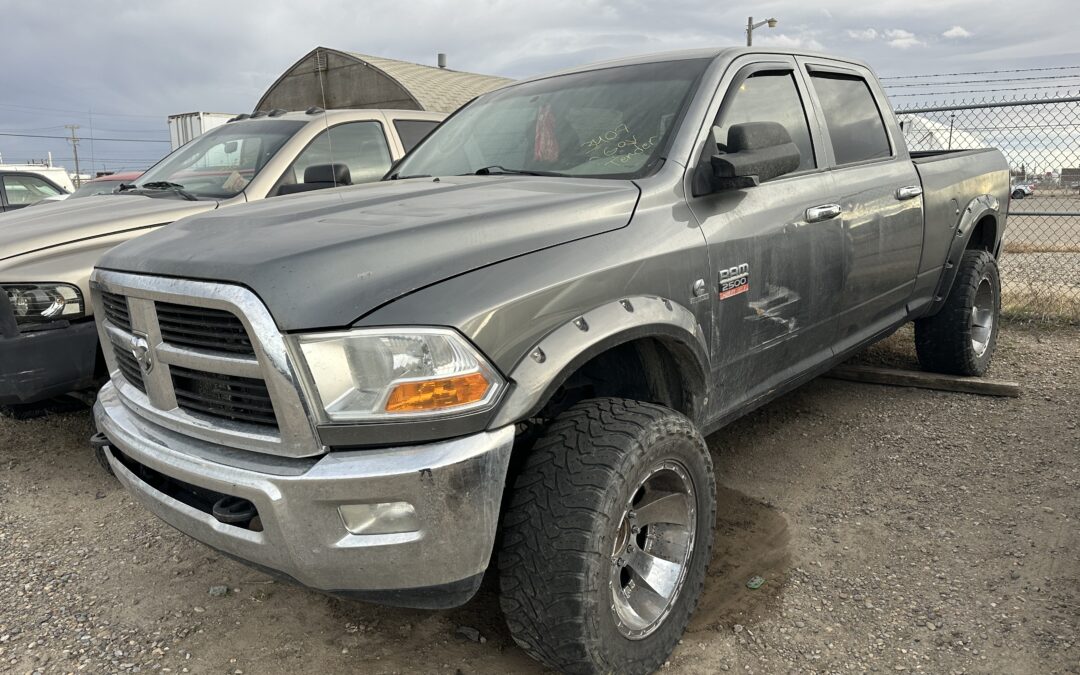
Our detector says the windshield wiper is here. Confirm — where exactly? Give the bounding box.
[138,181,199,201]
[389,173,432,180]
[470,165,564,177]
[117,183,137,192]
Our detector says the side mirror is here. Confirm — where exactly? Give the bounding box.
[710,121,801,190]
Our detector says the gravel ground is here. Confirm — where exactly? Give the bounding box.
[1,322,1077,675]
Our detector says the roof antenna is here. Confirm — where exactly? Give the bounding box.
[315,48,337,189]
[437,53,447,69]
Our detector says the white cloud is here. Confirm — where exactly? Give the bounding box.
[943,25,972,38]
[885,28,924,49]
[756,33,824,51]
[847,28,879,41]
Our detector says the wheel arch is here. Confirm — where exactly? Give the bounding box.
[925,194,1003,316]
[489,296,710,428]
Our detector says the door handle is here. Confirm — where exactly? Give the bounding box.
[896,185,923,200]
[805,203,842,222]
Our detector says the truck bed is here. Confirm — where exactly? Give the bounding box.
[913,147,1010,271]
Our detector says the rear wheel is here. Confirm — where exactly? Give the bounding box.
[1011,189,1025,200]
[915,249,1000,376]
[499,398,715,675]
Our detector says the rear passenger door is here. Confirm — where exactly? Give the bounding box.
[687,56,846,415]
[800,60,924,348]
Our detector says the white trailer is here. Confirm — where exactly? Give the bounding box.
[167,112,237,150]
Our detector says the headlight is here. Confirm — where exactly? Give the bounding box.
[294,327,504,422]
[2,283,85,325]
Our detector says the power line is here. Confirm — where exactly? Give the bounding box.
[0,131,171,143]
[0,101,165,118]
[881,65,1080,80]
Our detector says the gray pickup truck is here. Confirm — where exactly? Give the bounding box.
[0,109,442,407]
[90,48,1008,675]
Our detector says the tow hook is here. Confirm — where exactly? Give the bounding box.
[212,496,261,531]
[89,432,115,476]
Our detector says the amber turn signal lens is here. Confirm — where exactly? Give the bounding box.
[384,372,490,413]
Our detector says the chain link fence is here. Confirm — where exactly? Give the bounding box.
[894,96,1080,322]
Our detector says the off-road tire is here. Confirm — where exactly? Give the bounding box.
[915,249,1001,376]
[498,398,716,675]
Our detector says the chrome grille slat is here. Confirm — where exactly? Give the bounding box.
[156,301,254,355]
[172,364,277,427]
[112,347,146,393]
[100,291,132,332]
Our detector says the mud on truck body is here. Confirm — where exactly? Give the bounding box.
[90,47,1008,674]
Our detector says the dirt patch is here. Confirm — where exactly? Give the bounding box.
[690,487,791,632]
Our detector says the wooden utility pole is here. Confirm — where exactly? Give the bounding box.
[65,124,81,186]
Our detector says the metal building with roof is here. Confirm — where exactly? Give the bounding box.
[256,47,513,114]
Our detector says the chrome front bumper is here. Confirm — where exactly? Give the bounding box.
[94,381,515,608]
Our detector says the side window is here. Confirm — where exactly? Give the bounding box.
[286,122,393,188]
[393,120,440,153]
[2,175,62,206]
[809,72,892,165]
[714,71,816,173]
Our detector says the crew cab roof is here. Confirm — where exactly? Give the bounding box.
[514,47,875,83]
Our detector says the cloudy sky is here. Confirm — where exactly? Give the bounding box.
[2,0,1078,174]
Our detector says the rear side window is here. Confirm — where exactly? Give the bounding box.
[714,71,816,172]
[809,72,892,165]
[2,175,62,206]
[394,120,440,152]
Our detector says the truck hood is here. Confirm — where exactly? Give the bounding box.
[100,176,640,331]
[0,195,217,261]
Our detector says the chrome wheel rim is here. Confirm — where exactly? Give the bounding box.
[971,276,995,357]
[609,460,696,640]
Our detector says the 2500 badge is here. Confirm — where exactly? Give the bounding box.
[718,263,750,300]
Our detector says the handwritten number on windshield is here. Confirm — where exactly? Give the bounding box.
[581,124,659,168]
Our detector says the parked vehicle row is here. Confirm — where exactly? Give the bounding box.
[0,108,443,406]
[4,47,1008,675]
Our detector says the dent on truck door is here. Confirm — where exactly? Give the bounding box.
[688,61,845,416]
[804,68,923,344]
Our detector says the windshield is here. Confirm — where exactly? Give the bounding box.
[69,179,124,198]
[133,120,305,199]
[392,59,710,180]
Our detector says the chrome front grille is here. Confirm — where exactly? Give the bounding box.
[91,270,321,458]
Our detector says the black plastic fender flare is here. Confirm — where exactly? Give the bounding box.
[925,194,1003,317]
[489,296,710,428]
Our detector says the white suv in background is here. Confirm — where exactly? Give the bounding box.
[1011,183,1035,199]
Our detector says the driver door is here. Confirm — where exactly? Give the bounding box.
[686,58,845,416]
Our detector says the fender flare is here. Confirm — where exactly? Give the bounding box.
[925,194,1002,316]
[489,295,710,428]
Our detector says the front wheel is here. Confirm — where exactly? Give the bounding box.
[915,249,1001,376]
[499,398,716,675]
[1011,189,1025,200]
